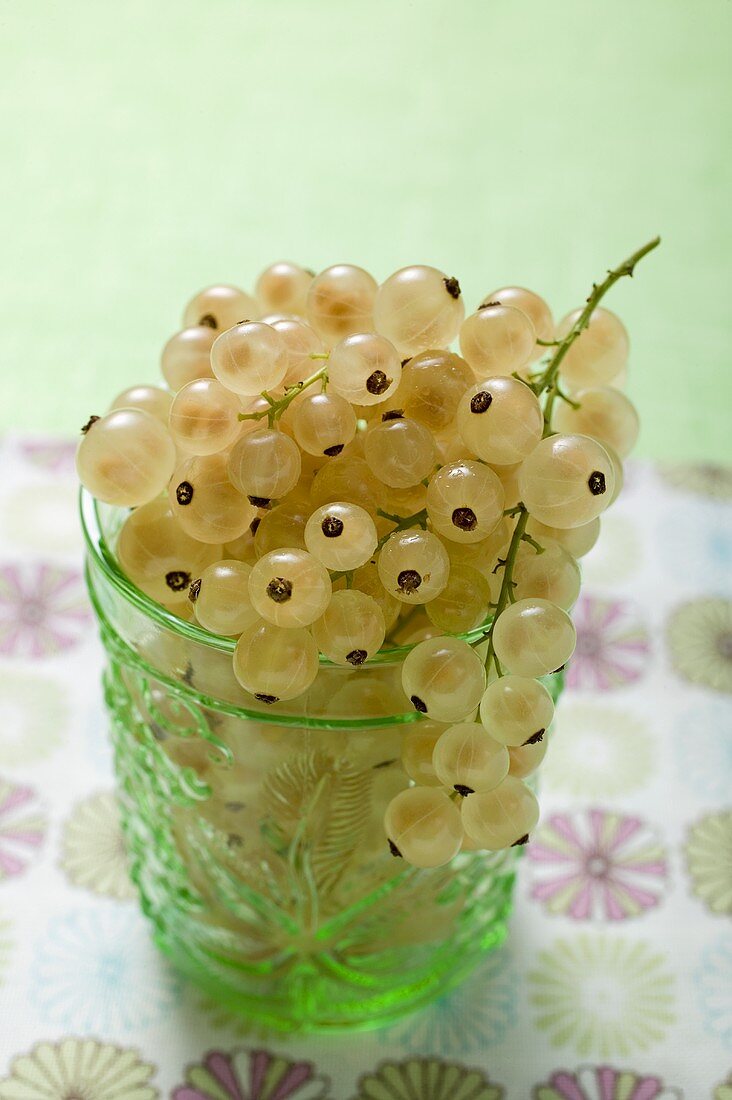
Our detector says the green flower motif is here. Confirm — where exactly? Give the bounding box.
[685,810,732,916]
[542,702,654,797]
[528,934,675,1056]
[0,669,68,765]
[60,791,137,901]
[667,598,732,694]
[715,1073,732,1100]
[660,463,732,501]
[350,1058,504,1100]
[0,1038,158,1100]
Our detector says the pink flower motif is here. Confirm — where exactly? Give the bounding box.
[528,808,668,921]
[19,439,77,473]
[567,595,651,691]
[0,563,91,658]
[533,1064,682,1099]
[0,777,46,880]
[172,1049,329,1100]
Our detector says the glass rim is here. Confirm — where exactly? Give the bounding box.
[79,488,494,664]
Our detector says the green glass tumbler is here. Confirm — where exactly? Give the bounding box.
[81,489,561,1033]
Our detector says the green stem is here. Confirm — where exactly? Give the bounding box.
[238,361,330,424]
[375,508,428,551]
[483,504,530,675]
[531,235,660,435]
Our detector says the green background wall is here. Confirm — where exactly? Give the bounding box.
[1,1,730,460]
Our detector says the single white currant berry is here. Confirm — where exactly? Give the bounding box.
[160,326,216,390]
[210,320,288,396]
[432,722,509,794]
[426,460,504,544]
[459,303,536,377]
[518,433,616,528]
[374,265,465,355]
[168,378,242,455]
[492,598,576,678]
[328,332,402,405]
[401,636,486,722]
[394,349,475,432]
[304,502,377,571]
[364,416,436,488]
[312,589,385,666]
[526,516,601,559]
[457,377,544,465]
[226,428,301,506]
[233,621,319,703]
[255,260,313,316]
[461,775,540,849]
[248,547,332,627]
[480,285,554,361]
[508,737,549,779]
[169,454,256,544]
[425,564,492,633]
[306,264,377,343]
[291,391,357,457]
[378,529,450,604]
[271,318,326,386]
[182,284,259,332]
[383,786,463,868]
[190,560,260,636]
[400,722,447,786]
[512,538,581,609]
[556,306,629,389]
[553,385,640,458]
[76,409,176,508]
[479,674,555,747]
[109,384,172,423]
[116,498,220,606]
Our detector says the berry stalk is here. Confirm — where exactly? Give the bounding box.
[238,355,330,426]
[531,235,660,435]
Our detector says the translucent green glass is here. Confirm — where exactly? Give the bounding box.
[80,489,562,1033]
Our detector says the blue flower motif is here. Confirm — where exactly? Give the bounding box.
[696,932,732,1046]
[676,700,732,799]
[31,905,181,1033]
[382,946,517,1056]
[656,500,732,591]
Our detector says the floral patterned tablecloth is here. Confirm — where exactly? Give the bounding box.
[0,434,730,1100]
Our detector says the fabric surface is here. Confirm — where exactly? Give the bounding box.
[0,435,730,1098]
[1,0,731,462]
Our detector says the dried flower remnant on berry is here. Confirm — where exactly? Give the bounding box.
[199,313,217,328]
[80,415,100,434]
[321,515,344,538]
[165,570,191,592]
[512,834,530,846]
[411,695,428,713]
[388,839,402,857]
[443,277,461,299]
[452,507,477,531]
[188,577,202,602]
[523,729,545,746]
[397,569,422,594]
[588,471,607,495]
[366,370,391,395]
[470,391,492,414]
[346,648,368,665]
[266,577,293,603]
[382,409,404,421]
[176,481,194,505]
[454,784,474,797]
[255,693,278,705]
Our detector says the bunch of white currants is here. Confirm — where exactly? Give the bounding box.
[77,246,654,871]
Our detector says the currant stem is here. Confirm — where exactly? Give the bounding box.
[532,235,660,435]
[237,363,329,423]
[483,504,530,675]
[375,508,428,551]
